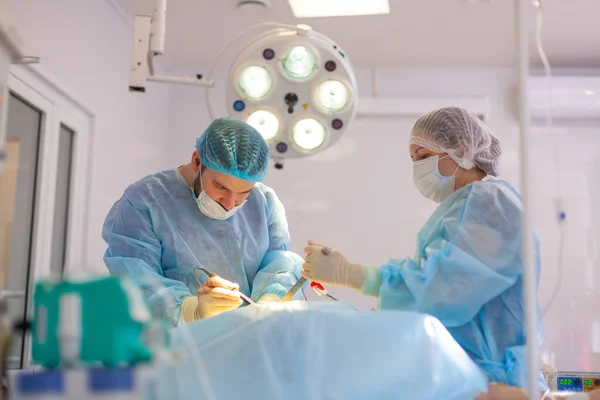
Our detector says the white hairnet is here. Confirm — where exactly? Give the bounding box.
[409,107,502,176]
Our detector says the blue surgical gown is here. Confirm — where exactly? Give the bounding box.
[361,176,546,389]
[102,169,303,326]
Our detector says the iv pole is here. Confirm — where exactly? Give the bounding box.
[516,0,540,398]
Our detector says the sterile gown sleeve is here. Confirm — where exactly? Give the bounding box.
[250,189,303,300]
[361,183,525,328]
[103,197,193,326]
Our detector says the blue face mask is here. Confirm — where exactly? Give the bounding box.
[192,175,246,220]
[413,155,459,203]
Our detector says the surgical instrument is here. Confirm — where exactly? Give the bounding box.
[193,267,256,305]
[282,277,309,301]
[309,281,339,301]
[283,247,337,301]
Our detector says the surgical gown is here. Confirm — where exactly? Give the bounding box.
[361,176,546,389]
[102,169,303,326]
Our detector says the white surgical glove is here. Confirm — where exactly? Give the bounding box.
[180,276,243,323]
[257,294,282,304]
[302,240,366,290]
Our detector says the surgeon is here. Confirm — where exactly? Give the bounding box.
[103,117,302,326]
[302,107,545,389]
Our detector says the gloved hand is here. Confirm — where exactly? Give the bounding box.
[195,276,243,320]
[302,241,365,290]
[257,294,282,304]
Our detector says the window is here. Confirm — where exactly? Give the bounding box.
[50,124,75,278]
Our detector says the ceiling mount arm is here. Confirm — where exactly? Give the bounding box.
[128,0,214,92]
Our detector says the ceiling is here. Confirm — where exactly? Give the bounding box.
[116,0,600,70]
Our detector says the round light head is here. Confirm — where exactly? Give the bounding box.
[292,118,326,150]
[245,110,280,141]
[226,26,358,162]
[281,46,317,80]
[238,66,272,99]
[315,80,351,114]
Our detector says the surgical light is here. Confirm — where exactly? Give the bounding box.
[314,80,351,114]
[129,1,358,170]
[238,66,272,99]
[223,23,358,169]
[281,46,317,80]
[245,110,280,141]
[292,118,326,150]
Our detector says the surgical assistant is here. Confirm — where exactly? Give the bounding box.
[103,118,302,326]
[302,107,546,389]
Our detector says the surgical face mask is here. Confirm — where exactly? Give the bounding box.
[193,174,246,220]
[413,155,459,203]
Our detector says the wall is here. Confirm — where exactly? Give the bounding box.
[4,0,172,273]
[167,66,600,371]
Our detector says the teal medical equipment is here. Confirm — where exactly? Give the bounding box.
[31,276,168,369]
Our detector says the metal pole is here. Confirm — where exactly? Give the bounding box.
[516,0,540,398]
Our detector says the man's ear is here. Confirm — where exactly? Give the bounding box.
[192,150,201,168]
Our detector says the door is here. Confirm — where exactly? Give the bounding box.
[0,93,42,369]
[1,67,93,369]
[0,94,78,368]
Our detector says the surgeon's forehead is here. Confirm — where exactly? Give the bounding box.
[210,170,255,193]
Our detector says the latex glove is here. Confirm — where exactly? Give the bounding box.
[302,240,365,290]
[257,294,282,304]
[195,276,243,320]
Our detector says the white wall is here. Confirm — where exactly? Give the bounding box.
[4,0,172,273]
[167,66,600,371]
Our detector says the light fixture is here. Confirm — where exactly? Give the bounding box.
[288,0,390,18]
[584,90,595,96]
[314,80,351,114]
[224,23,358,169]
[129,1,358,170]
[234,0,272,8]
[281,46,317,80]
[245,110,280,141]
[292,118,326,150]
[237,66,272,99]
